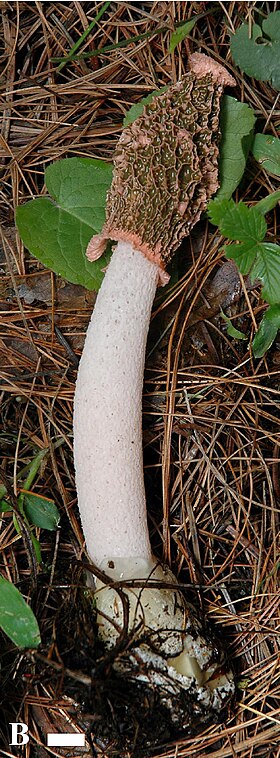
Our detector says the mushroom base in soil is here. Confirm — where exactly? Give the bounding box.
[73,54,236,732]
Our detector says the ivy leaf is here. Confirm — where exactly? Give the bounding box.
[22,491,60,531]
[230,11,280,90]
[217,96,256,199]
[16,158,113,291]
[253,304,280,357]
[0,576,41,648]
[169,18,196,54]
[123,87,168,127]
[251,133,280,176]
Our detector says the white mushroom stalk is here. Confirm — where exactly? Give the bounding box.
[74,54,236,728]
[74,242,157,569]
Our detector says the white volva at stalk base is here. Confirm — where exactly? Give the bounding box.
[95,555,235,716]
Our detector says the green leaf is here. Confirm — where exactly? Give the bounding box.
[16,158,113,291]
[251,243,280,304]
[56,1,111,72]
[226,323,247,341]
[0,576,41,648]
[0,499,11,513]
[208,198,231,227]
[224,240,262,275]
[123,87,168,127]
[169,18,196,54]
[217,96,256,199]
[221,310,247,340]
[230,12,280,91]
[208,193,280,354]
[22,491,60,531]
[30,532,42,564]
[252,304,280,357]
[208,199,267,241]
[251,133,280,176]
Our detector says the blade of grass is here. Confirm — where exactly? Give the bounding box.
[57,1,111,72]
[52,6,219,65]
[52,28,164,63]
[255,189,280,215]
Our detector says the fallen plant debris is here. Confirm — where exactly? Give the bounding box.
[0,2,280,757]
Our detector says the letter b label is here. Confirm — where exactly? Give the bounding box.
[9,722,29,745]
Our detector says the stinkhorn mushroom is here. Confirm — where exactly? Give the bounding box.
[74,54,236,728]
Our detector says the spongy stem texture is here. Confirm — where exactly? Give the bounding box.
[73,242,158,567]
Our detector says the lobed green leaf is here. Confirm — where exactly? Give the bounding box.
[208,193,280,357]
[208,199,266,242]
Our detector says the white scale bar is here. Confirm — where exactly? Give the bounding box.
[47,733,85,747]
